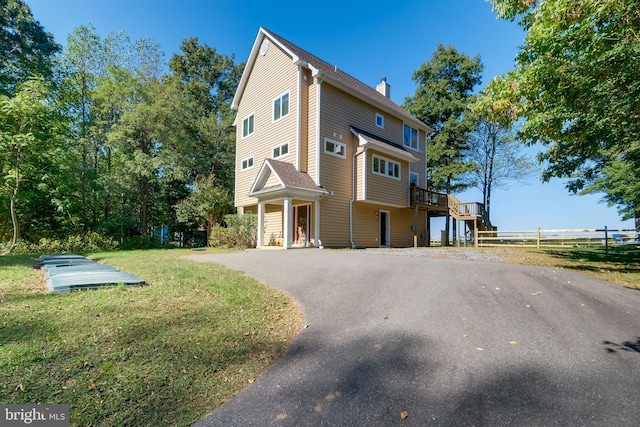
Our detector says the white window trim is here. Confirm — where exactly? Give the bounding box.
[241,156,254,171]
[272,91,290,123]
[324,137,346,159]
[375,113,384,129]
[403,124,420,152]
[410,171,419,187]
[372,154,401,180]
[242,113,255,138]
[272,141,290,159]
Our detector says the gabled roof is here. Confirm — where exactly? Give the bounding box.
[350,127,419,163]
[249,159,328,200]
[232,27,431,133]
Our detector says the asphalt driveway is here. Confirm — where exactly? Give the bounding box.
[189,249,640,426]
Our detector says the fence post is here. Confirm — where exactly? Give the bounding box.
[537,227,541,249]
[605,226,608,254]
[474,225,478,248]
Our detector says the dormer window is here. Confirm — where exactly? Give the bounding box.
[375,113,384,129]
[403,124,418,150]
[273,91,290,122]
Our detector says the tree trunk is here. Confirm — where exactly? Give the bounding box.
[9,188,21,251]
[140,176,149,236]
[636,215,640,232]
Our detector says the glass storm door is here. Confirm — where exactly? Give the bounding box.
[294,204,310,246]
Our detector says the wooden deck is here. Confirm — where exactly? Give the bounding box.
[410,186,494,231]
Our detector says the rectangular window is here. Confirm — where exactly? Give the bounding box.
[273,91,290,122]
[403,124,418,150]
[375,113,384,129]
[372,154,400,180]
[324,138,346,158]
[241,156,254,170]
[272,142,289,159]
[242,114,255,138]
[410,171,419,186]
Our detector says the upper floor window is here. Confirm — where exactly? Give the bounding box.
[410,171,419,186]
[241,156,254,170]
[272,142,289,159]
[375,113,384,129]
[273,91,290,122]
[372,154,400,180]
[403,124,418,150]
[324,138,346,158]
[242,113,255,138]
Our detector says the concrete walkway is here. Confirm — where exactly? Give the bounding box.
[189,249,640,426]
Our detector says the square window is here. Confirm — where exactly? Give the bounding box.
[376,113,384,128]
[241,156,254,170]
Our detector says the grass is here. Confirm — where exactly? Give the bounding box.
[0,249,302,426]
[501,244,640,290]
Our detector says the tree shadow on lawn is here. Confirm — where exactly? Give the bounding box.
[0,254,40,268]
[544,247,640,273]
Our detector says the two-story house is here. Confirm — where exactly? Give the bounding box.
[233,27,485,248]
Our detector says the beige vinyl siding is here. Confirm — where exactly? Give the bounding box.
[351,203,428,248]
[299,68,311,173]
[365,149,410,207]
[235,41,299,208]
[408,129,428,188]
[264,171,281,189]
[263,204,283,245]
[306,78,318,182]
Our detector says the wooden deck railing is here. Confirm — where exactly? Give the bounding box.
[410,186,494,231]
[410,186,448,208]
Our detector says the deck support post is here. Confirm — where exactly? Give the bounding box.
[257,202,265,248]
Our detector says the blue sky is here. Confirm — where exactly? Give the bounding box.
[27,0,635,231]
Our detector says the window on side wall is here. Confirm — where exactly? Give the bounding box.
[273,91,290,122]
[324,138,346,158]
[410,171,419,186]
[403,124,418,150]
[372,154,400,180]
[272,142,289,159]
[375,113,384,129]
[242,113,255,138]
[241,156,254,170]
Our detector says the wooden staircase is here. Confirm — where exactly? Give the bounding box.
[410,186,495,243]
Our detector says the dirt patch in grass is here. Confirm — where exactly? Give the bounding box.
[0,249,303,426]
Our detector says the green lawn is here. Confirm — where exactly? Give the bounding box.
[0,249,302,426]
[503,245,640,290]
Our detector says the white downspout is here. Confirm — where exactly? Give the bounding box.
[296,65,302,170]
[350,149,364,249]
[315,78,322,184]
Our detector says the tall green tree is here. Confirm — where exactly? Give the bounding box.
[487,0,640,228]
[405,44,483,194]
[0,79,62,250]
[405,45,483,242]
[0,0,60,96]
[168,38,243,191]
[465,118,537,221]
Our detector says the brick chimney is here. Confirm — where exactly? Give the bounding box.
[376,77,390,98]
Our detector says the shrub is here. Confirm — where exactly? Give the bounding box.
[1,232,118,254]
[209,214,257,249]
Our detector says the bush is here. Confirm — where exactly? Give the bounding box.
[1,232,118,254]
[209,214,257,249]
